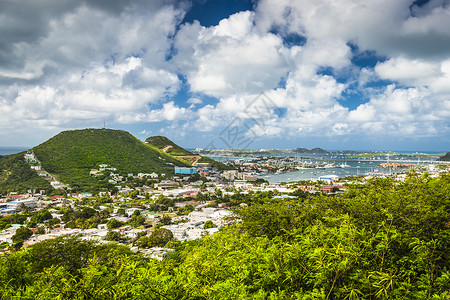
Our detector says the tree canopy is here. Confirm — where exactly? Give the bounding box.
[0,174,449,299]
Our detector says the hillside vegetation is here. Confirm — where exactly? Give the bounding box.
[32,129,190,190]
[294,147,329,153]
[0,153,52,194]
[1,174,449,299]
[438,152,450,161]
[146,135,232,170]
[145,136,194,156]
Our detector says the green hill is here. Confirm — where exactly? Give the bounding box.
[294,147,329,154]
[0,152,53,194]
[145,136,232,170]
[438,152,450,161]
[32,129,190,190]
[145,136,193,156]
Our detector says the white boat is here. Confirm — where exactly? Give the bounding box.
[339,162,351,168]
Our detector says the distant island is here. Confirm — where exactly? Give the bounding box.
[294,147,329,154]
[438,152,450,161]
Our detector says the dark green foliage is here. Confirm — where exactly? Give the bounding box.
[128,214,146,228]
[107,218,125,230]
[0,213,28,230]
[148,197,175,212]
[148,228,173,247]
[11,227,33,243]
[0,175,449,299]
[0,153,52,194]
[145,135,232,170]
[105,230,124,242]
[28,210,52,226]
[196,155,234,170]
[5,235,134,283]
[235,198,307,239]
[177,205,194,215]
[159,215,172,225]
[203,220,216,229]
[36,226,45,234]
[61,206,108,229]
[24,235,96,275]
[134,228,174,248]
[32,129,190,191]
[0,217,10,230]
[145,135,194,156]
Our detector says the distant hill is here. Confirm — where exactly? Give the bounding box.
[0,152,53,194]
[438,152,450,161]
[32,129,190,190]
[146,136,232,170]
[294,147,329,154]
[145,136,193,156]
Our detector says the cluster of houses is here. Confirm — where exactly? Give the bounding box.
[6,151,445,258]
[90,164,161,185]
[0,193,234,258]
[24,151,66,190]
[378,163,417,169]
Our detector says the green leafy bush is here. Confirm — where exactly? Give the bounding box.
[0,174,449,299]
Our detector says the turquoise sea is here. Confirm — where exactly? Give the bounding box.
[206,152,443,184]
[0,147,29,156]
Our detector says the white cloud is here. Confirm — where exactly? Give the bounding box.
[255,0,450,59]
[0,2,186,143]
[348,84,448,136]
[299,39,352,69]
[187,98,202,105]
[375,57,442,86]
[174,11,290,98]
[1,0,449,148]
[117,101,193,124]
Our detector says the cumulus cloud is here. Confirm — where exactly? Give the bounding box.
[255,0,450,59]
[187,0,450,142]
[187,98,202,105]
[348,84,448,136]
[117,101,193,124]
[0,56,181,129]
[376,57,450,94]
[173,11,290,98]
[1,0,449,147]
[0,1,187,142]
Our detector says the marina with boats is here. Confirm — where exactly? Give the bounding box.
[204,150,448,184]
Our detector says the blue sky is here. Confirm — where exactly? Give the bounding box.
[0,0,449,151]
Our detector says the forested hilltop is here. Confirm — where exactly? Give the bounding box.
[145,136,195,156]
[145,135,232,170]
[32,129,190,191]
[1,174,449,299]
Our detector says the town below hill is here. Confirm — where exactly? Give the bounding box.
[0,171,449,298]
[0,129,449,298]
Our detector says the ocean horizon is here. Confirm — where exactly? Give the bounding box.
[0,147,29,156]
